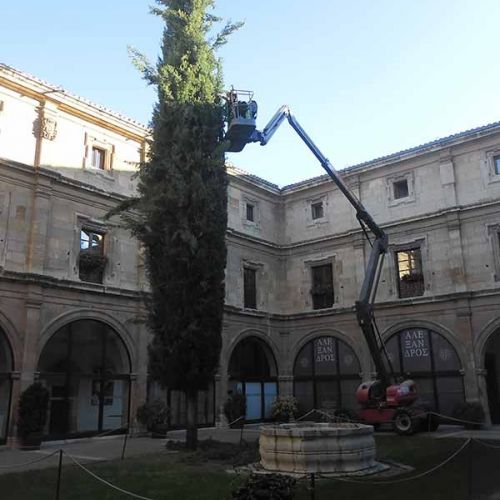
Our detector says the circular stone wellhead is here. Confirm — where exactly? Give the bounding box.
[259,422,378,475]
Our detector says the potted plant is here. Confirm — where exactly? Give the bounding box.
[452,401,485,430]
[136,400,169,437]
[223,392,246,428]
[270,395,298,423]
[78,251,108,283]
[17,383,49,450]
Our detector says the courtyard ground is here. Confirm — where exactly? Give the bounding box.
[0,427,499,499]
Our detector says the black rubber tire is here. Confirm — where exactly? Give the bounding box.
[393,409,416,435]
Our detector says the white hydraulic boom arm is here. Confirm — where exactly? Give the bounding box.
[245,105,393,388]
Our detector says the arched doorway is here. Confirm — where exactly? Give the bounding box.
[293,336,361,415]
[485,331,500,424]
[384,328,464,416]
[38,320,131,439]
[228,337,278,421]
[0,329,13,444]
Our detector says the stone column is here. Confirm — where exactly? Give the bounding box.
[26,177,52,275]
[476,368,492,426]
[455,307,478,401]
[278,375,293,397]
[215,369,229,427]
[21,296,42,390]
[6,371,20,447]
[446,213,466,293]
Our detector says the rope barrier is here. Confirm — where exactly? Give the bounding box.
[227,415,245,427]
[472,438,500,450]
[0,448,60,469]
[319,438,471,485]
[428,411,485,427]
[296,409,317,421]
[295,408,489,428]
[65,451,155,500]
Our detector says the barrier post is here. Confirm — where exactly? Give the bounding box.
[121,432,129,460]
[309,473,315,500]
[55,449,63,500]
[239,419,245,447]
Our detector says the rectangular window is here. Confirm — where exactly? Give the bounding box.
[79,229,106,284]
[311,264,334,309]
[311,201,324,220]
[246,203,255,222]
[243,267,257,309]
[393,179,409,199]
[91,146,106,170]
[396,248,424,298]
[494,156,500,175]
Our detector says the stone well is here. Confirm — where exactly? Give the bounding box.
[259,422,378,475]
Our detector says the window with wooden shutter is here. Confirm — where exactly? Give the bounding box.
[310,264,334,309]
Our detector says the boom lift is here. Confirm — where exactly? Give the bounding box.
[224,91,438,434]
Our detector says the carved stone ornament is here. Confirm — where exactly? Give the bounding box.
[41,117,58,140]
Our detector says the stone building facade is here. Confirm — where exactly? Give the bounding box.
[1,64,500,444]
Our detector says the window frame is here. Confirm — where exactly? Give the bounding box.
[246,202,255,222]
[395,247,425,298]
[310,262,334,310]
[393,179,409,200]
[91,146,106,170]
[83,133,114,172]
[79,227,107,284]
[311,201,324,220]
[387,172,415,206]
[243,266,258,310]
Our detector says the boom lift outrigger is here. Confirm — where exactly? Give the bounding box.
[224,92,438,434]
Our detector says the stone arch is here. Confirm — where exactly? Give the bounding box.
[38,309,136,370]
[292,329,363,415]
[474,316,500,370]
[226,332,279,422]
[0,309,22,370]
[37,312,134,439]
[224,329,281,377]
[290,328,363,370]
[475,317,500,424]
[0,311,16,444]
[381,320,465,415]
[381,319,467,371]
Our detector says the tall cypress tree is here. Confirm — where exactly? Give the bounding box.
[117,0,241,448]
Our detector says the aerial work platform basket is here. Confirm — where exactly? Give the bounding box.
[225,89,258,152]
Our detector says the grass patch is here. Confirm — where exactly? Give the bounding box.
[1,436,499,499]
[166,438,259,465]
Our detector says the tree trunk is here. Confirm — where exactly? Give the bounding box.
[185,389,198,450]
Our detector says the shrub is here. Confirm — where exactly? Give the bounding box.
[452,401,485,429]
[223,392,246,425]
[232,473,296,500]
[17,383,49,437]
[78,252,108,272]
[270,396,298,423]
[136,400,169,431]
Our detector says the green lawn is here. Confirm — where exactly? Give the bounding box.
[1,436,499,500]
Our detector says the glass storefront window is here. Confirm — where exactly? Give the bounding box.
[385,328,465,414]
[38,320,131,439]
[293,336,361,416]
[228,338,278,421]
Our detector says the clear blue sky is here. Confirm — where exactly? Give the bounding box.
[2,1,500,186]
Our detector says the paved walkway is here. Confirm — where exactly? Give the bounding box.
[0,435,169,475]
[0,424,499,475]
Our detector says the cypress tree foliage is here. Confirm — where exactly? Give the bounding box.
[115,0,241,449]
